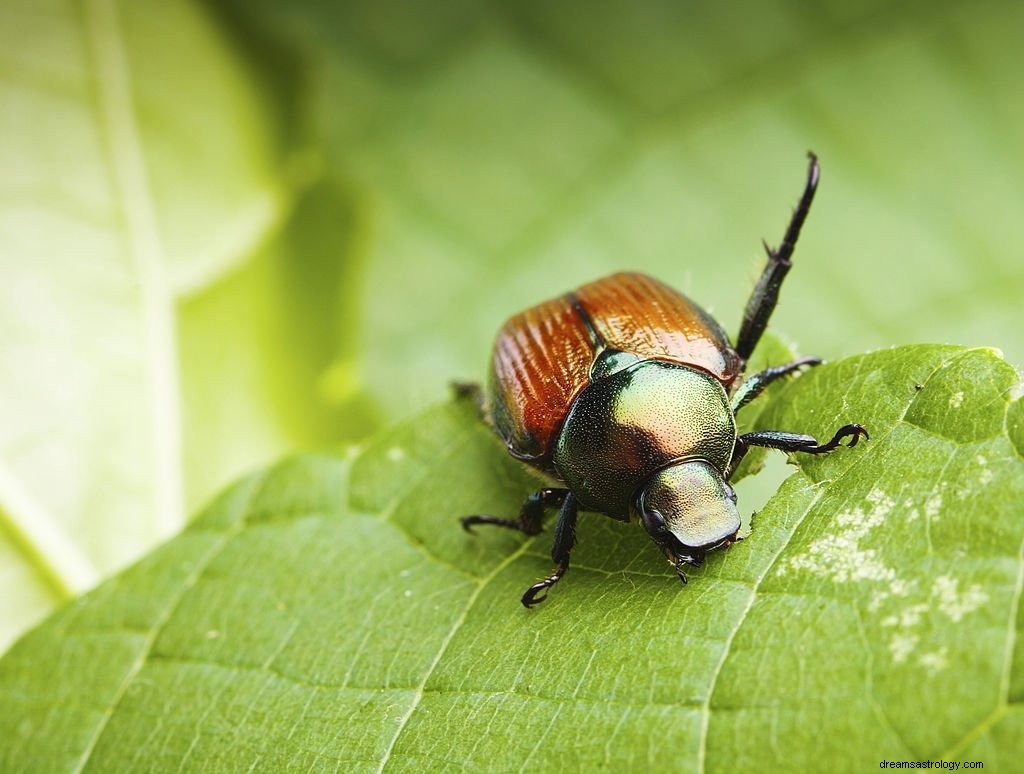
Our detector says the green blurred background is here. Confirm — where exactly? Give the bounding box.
[1,0,1022,651]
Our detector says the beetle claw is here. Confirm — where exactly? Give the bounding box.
[829,423,869,451]
[843,423,870,447]
[521,585,549,607]
[521,565,567,608]
[801,423,870,454]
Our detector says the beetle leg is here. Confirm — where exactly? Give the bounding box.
[461,488,568,535]
[730,424,869,476]
[735,153,820,363]
[521,493,578,608]
[450,380,486,419]
[522,566,567,607]
[730,356,821,413]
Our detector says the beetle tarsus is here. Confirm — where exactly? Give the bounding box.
[460,515,521,534]
[521,564,567,608]
[517,494,578,608]
[732,423,870,468]
[451,380,486,419]
[805,423,869,453]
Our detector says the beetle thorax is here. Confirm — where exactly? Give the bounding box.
[552,359,736,520]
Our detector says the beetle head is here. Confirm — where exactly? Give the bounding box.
[635,460,741,569]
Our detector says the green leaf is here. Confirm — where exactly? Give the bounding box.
[3,344,1020,770]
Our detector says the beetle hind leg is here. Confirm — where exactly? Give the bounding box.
[735,154,820,363]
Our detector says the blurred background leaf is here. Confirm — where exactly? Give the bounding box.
[0,0,362,650]
[218,0,1024,415]
[2,0,1022,660]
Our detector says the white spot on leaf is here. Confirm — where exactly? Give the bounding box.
[869,578,918,612]
[387,446,406,462]
[889,633,919,663]
[880,602,928,629]
[865,487,895,515]
[948,391,964,409]
[917,647,949,675]
[977,455,993,485]
[781,486,989,671]
[781,487,895,584]
[932,575,989,622]
[1010,374,1024,401]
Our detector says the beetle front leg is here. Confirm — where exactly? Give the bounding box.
[729,423,868,476]
[521,493,579,608]
[461,488,568,535]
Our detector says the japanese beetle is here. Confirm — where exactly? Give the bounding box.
[461,154,867,607]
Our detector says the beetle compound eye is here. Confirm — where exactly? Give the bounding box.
[638,506,669,538]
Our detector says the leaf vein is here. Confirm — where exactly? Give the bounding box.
[938,528,1024,759]
[374,539,536,773]
[71,471,267,771]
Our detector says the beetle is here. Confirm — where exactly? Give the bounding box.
[460,153,867,607]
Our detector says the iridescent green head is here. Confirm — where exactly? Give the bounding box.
[634,459,741,575]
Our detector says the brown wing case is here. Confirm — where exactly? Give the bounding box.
[490,292,596,463]
[489,272,741,463]
[575,272,741,384]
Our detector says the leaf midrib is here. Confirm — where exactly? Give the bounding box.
[374,527,536,773]
[0,0,186,600]
[84,0,183,542]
